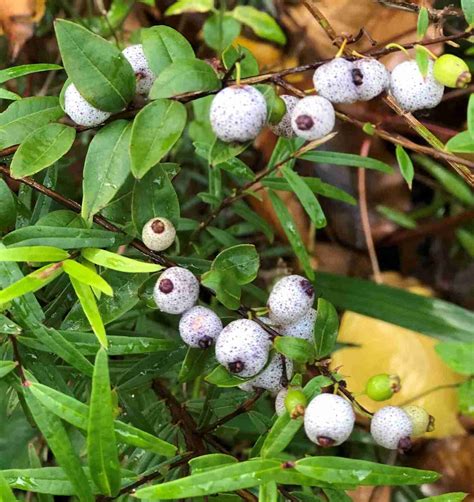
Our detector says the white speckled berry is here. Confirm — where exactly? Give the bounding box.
[215,319,270,377]
[280,308,317,342]
[268,275,315,325]
[269,95,299,138]
[390,60,444,112]
[304,393,355,447]
[210,85,267,143]
[275,388,288,416]
[352,58,390,101]
[142,217,176,252]
[370,406,413,450]
[122,44,156,96]
[64,83,111,127]
[290,96,335,141]
[313,58,358,104]
[179,305,223,348]
[241,353,293,394]
[153,267,199,314]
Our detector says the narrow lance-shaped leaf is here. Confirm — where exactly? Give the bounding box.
[63,260,113,296]
[0,246,69,262]
[0,471,18,502]
[69,277,107,347]
[395,145,414,189]
[24,387,94,502]
[313,298,339,358]
[269,190,314,281]
[82,247,163,273]
[0,361,18,379]
[0,63,63,84]
[87,348,122,496]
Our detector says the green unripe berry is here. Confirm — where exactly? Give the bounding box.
[402,405,435,436]
[433,54,471,88]
[284,387,307,419]
[268,96,287,125]
[365,374,401,401]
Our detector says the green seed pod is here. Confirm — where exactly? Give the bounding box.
[433,54,471,88]
[284,387,307,419]
[402,405,435,436]
[268,96,287,125]
[365,373,401,401]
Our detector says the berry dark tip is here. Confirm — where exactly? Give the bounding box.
[290,404,305,419]
[198,336,213,349]
[300,279,314,297]
[351,68,364,86]
[427,415,436,432]
[159,278,174,294]
[281,461,295,469]
[295,114,314,131]
[456,71,472,88]
[317,436,336,448]
[228,360,245,374]
[397,436,412,453]
[151,219,166,234]
[136,71,146,80]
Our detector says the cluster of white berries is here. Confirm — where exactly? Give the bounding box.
[210,55,449,145]
[64,44,155,127]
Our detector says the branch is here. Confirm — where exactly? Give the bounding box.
[376,0,463,21]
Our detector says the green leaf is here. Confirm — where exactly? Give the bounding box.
[0,97,64,150]
[468,94,474,139]
[29,382,177,456]
[435,342,474,374]
[415,46,429,77]
[209,137,250,166]
[395,145,414,189]
[456,227,474,257]
[417,7,429,39]
[461,0,474,26]
[458,379,474,416]
[179,346,213,383]
[376,205,417,229]
[150,59,220,99]
[3,226,120,249]
[63,259,113,296]
[0,471,17,502]
[0,88,21,101]
[315,272,474,341]
[261,176,356,206]
[210,244,259,284]
[294,457,439,486]
[165,0,214,15]
[281,165,326,228]
[88,349,121,496]
[135,459,280,499]
[269,190,314,280]
[0,246,69,262]
[69,277,107,347]
[24,388,94,502]
[54,19,135,112]
[204,14,241,53]
[274,336,315,363]
[0,361,17,379]
[445,130,474,153]
[130,99,187,178]
[81,120,132,223]
[231,6,286,45]
[141,25,195,76]
[313,298,339,358]
[259,481,277,502]
[0,179,16,231]
[222,45,259,78]
[234,202,274,242]
[0,64,62,84]
[300,151,393,174]
[0,263,63,305]
[131,163,180,229]
[413,154,474,206]
[0,314,21,334]
[201,269,241,310]
[190,454,238,474]
[205,364,251,387]
[418,493,467,502]
[10,124,75,178]
[82,248,163,273]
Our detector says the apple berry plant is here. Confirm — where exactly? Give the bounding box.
[0,1,473,501]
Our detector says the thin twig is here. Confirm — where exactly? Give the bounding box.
[199,389,264,434]
[376,0,463,21]
[358,139,382,284]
